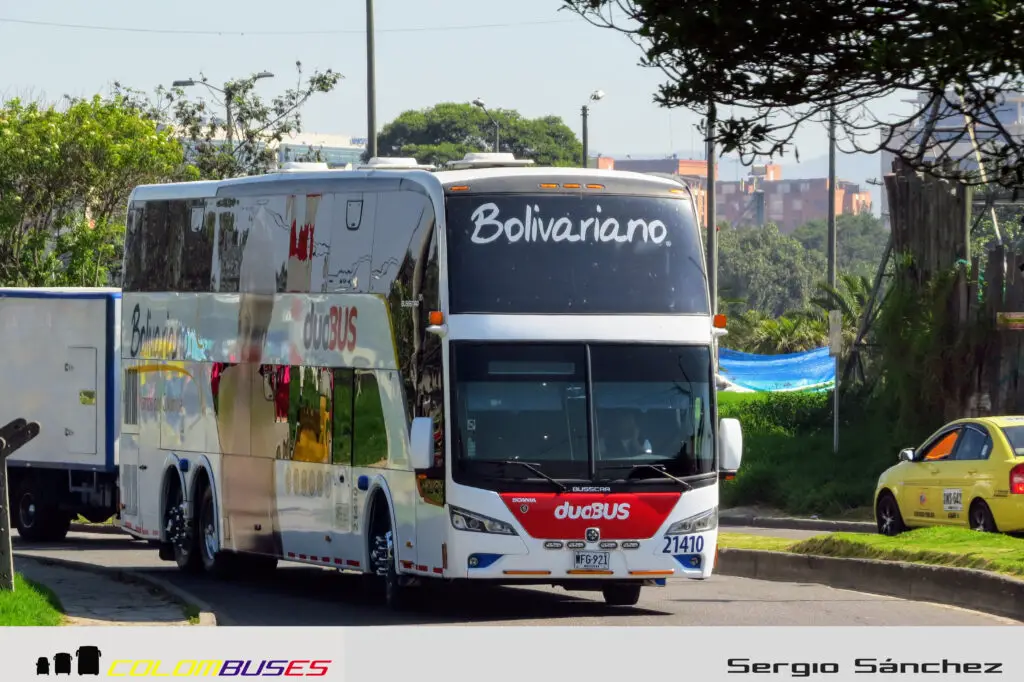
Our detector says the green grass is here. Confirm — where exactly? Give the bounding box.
[184,604,201,625]
[721,527,1024,578]
[74,515,113,525]
[0,575,65,626]
[718,532,800,552]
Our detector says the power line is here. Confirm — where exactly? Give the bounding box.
[0,16,577,37]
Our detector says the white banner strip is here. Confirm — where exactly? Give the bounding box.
[1,625,1020,681]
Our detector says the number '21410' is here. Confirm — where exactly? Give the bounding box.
[662,534,704,554]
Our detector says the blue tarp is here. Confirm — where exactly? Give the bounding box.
[718,346,835,393]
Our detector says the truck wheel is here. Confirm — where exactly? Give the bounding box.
[13,479,67,542]
[166,483,202,573]
[602,583,642,606]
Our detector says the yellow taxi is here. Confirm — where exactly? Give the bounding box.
[874,416,1024,535]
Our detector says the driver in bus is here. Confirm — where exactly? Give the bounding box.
[600,412,652,458]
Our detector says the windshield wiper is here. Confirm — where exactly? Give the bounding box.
[499,460,568,492]
[601,463,693,490]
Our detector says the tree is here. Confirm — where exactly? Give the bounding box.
[373,103,582,167]
[791,213,888,279]
[562,1,1024,188]
[0,95,184,287]
[715,222,827,318]
[114,62,343,180]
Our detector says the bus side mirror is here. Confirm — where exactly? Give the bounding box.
[410,417,434,471]
[899,448,915,462]
[719,417,742,473]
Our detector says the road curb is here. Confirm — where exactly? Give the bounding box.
[70,523,127,536]
[14,553,219,626]
[720,515,874,534]
[717,548,1024,622]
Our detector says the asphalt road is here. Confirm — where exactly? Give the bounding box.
[14,529,1020,626]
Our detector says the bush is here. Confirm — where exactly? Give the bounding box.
[717,391,910,516]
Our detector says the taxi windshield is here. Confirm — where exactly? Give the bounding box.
[1002,425,1024,455]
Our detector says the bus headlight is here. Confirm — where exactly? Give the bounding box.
[449,506,518,536]
[665,507,717,535]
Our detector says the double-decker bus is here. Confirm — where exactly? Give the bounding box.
[117,152,742,608]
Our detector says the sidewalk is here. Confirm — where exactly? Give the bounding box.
[15,556,192,626]
[720,506,875,534]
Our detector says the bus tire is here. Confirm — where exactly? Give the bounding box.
[602,583,642,606]
[368,502,409,610]
[196,483,237,578]
[166,479,202,574]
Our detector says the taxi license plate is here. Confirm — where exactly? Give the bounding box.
[573,551,610,570]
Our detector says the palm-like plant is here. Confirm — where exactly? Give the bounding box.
[808,274,873,349]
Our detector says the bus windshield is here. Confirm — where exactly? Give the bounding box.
[444,193,708,314]
[450,342,715,486]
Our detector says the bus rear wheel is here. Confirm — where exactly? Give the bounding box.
[602,583,642,606]
[167,482,202,573]
[197,484,237,577]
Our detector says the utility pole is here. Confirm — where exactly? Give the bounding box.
[0,419,41,591]
[827,105,837,288]
[827,105,839,453]
[366,0,378,158]
[706,102,718,315]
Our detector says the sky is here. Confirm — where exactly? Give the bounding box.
[0,1,906,209]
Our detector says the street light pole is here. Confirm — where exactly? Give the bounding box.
[172,71,274,154]
[581,90,604,168]
[472,98,500,152]
[366,0,378,158]
[581,105,589,168]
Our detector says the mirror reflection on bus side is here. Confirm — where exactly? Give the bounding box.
[719,417,743,473]
[409,417,435,471]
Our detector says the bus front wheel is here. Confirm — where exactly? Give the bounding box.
[602,583,642,606]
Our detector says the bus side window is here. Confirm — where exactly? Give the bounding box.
[333,368,354,465]
[215,208,242,293]
[287,366,333,464]
[353,370,388,468]
[179,205,215,292]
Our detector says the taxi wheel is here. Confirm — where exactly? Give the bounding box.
[876,492,906,536]
[969,500,998,533]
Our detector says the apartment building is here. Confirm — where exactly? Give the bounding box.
[593,157,871,232]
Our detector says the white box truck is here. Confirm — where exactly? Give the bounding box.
[0,287,121,541]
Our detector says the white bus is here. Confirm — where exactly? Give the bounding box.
[117,152,742,608]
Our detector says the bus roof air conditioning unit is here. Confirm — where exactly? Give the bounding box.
[278,161,330,172]
[358,157,436,170]
[445,152,535,170]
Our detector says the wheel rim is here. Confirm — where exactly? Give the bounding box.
[971,506,988,530]
[18,493,36,529]
[201,496,217,561]
[878,499,896,534]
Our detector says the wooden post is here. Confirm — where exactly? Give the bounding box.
[0,419,41,592]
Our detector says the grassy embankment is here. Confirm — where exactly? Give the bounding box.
[717,390,911,518]
[720,527,1024,578]
[0,575,65,626]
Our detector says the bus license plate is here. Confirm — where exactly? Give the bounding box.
[574,551,610,570]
